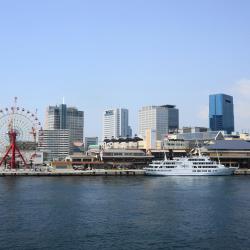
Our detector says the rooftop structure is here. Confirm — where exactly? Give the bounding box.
[207,140,250,151]
[179,127,209,134]
[176,131,224,142]
[204,140,250,168]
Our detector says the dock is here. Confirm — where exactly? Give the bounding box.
[0,168,250,176]
[0,169,146,177]
[234,169,250,175]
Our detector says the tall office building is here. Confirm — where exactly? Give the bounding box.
[59,104,67,129]
[66,107,84,143]
[103,108,132,139]
[139,105,179,140]
[38,129,70,161]
[45,104,84,143]
[209,94,234,134]
[45,105,60,130]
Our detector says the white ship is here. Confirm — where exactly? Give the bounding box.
[144,155,237,176]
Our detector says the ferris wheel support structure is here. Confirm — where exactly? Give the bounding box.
[0,130,27,169]
[0,97,43,169]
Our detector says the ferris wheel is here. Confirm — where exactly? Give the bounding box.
[0,98,43,168]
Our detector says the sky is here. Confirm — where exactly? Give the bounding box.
[0,0,250,137]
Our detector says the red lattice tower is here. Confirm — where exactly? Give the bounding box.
[0,98,43,169]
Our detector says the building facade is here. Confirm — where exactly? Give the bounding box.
[139,105,179,140]
[179,127,209,134]
[85,137,99,151]
[103,108,132,140]
[45,104,84,143]
[66,107,84,143]
[205,140,250,168]
[209,94,234,134]
[38,129,70,161]
[45,105,60,130]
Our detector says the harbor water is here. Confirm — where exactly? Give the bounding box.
[0,176,250,250]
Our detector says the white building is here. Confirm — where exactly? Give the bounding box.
[103,108,132,140]
[38,129,70,161]
[139,105,179,140]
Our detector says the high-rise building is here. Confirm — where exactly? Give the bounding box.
[45,104,84,143]
[59,104,67,129]
[139,105,179,140]
[66,107,84,143]
[209,94,234,134]
[103,108,132,140]
[45,106,60,130]
[38,129,70,161]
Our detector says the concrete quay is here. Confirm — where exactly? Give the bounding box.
[234,169,250,175]
[0,169,250,176]
[0,169,146,177]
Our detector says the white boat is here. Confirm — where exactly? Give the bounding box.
[144,155,237,176]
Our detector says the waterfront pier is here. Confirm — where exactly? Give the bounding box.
[1,168,250,176]
[0,169,145,177]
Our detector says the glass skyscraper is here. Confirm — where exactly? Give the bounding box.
[209,94,234,134]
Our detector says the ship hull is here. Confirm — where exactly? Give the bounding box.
[145,167,236,176]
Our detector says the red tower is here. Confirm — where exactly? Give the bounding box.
[0,129,27,168]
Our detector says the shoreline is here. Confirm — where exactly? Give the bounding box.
[0,169,145,177]
[0,169,249,176]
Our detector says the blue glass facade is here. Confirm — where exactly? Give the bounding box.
[59,104,67,129]
[209,94,234,134]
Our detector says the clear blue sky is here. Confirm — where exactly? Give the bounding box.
[1,0,250,137]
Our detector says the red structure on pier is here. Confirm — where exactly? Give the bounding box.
[0,130,27,168]
[0,98,43,169]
